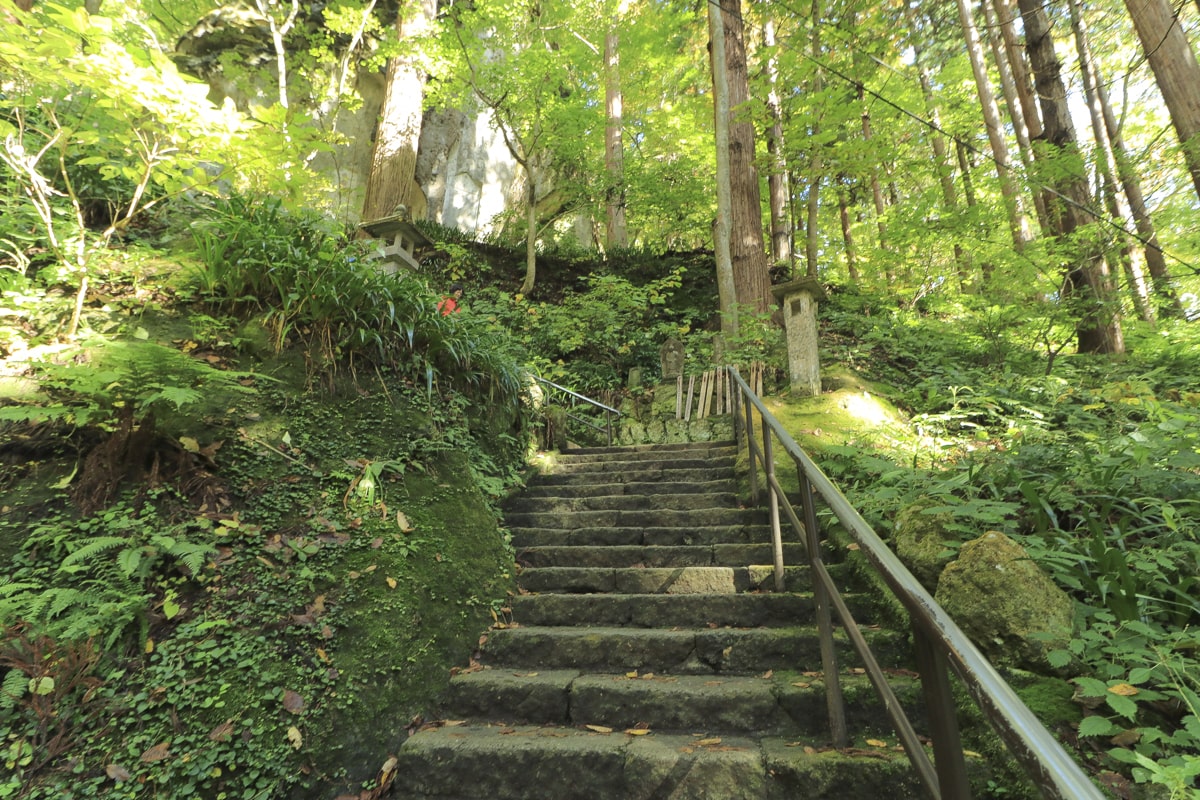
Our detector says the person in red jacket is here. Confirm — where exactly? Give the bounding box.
[437,283,463,316]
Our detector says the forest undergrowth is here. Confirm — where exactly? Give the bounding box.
[0,200,1196,798]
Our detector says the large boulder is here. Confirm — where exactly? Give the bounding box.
[934,531,1075,671]
[891,501,954,591]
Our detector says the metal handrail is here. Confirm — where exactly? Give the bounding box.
[726,366,1104,800]
[532,376,621,446]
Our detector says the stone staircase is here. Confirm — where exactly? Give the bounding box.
[393,441,925,799]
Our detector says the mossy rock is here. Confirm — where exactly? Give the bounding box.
[891,500,954,591]
[935,531,1074,671]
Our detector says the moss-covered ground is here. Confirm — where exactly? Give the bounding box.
[0,278,522,798]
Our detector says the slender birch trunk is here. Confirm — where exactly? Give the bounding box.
[955,0,1032,254]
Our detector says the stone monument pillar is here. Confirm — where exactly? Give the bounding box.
[659,338,684,380]
[771,277,826,397]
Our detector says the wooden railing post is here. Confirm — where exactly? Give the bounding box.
[914,626,972,800]
[744,393,758,504]
[801,471,847,747]
[762,428,785,592]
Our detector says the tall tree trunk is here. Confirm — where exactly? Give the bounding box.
[361,0,436,223]
[904,3,968,283]
[957,139,993,285]
[955,0,1032,255]
[1068,0,1155,322]
[604,22,628,249]
[858,85,889,252]
[522,175,537,295]
[720,0,773,315]
[980,0,1050,234]
[1123,0,1200,200]
[1088,13,1182,316]
[836,178,859,284]
[805,0,823,279]
[763,17,792,268]
[709,0,738,336]
[1018,0,1124,354]
[991,0,1042,140]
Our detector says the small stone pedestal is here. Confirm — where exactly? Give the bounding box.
[771,277,826,397]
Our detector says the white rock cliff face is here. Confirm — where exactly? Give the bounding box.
[176,9,523,234]
[416,108,524,236]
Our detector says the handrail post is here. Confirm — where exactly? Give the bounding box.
[744,391,759,504]
[914,626,971,800]
[763,427,785,592]
[801,470,848,747]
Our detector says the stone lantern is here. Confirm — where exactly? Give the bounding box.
[770,277,826,397]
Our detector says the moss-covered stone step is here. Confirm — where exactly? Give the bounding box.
[504,491,742,514]
[515,542,808,569]
[508,591,824,629]
[479,625,911,674]
[529,465,738,486]
[516,565,814,594]
[536,454,736,476]
[516,478,737,499]
[550,442,737,462]
[394,725,923,800]
[560,440,737,455]
[442,669,921,737]
[508,524,779,548]
[503,507,768,530]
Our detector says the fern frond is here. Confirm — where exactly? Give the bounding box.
[0,669,28,711]
[0,581,43,597]
[116,546,144,577]
[59,537,127,572]
[46,588,84,620]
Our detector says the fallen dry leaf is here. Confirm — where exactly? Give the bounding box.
[386,577,397,589]
[208,721,234,742]
[866,739,887,748]
[585,724,613,733]
[1108,683,1139,697]
[287,726,303,749]
[140,743,170,763]
[696,738,722,746]
[625,728,651,736]
[283,690,305,714]
[105,764,132,782]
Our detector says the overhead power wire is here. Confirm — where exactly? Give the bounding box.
[703,0,1200,277]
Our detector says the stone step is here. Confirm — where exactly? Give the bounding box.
[503,507,768,530]
[394,725,923,800]
[553,442,737,462]
[442,669,921,737]
[515,478,738,499]
[515,543,808,569]
[564,440,737,453]
[504,491,743,514]
[529,465,737,487]
[508,592,866,630]
[536,455,735,477]
[517,565,812,595]
[479,625,910,675]
[508,525,778,549]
